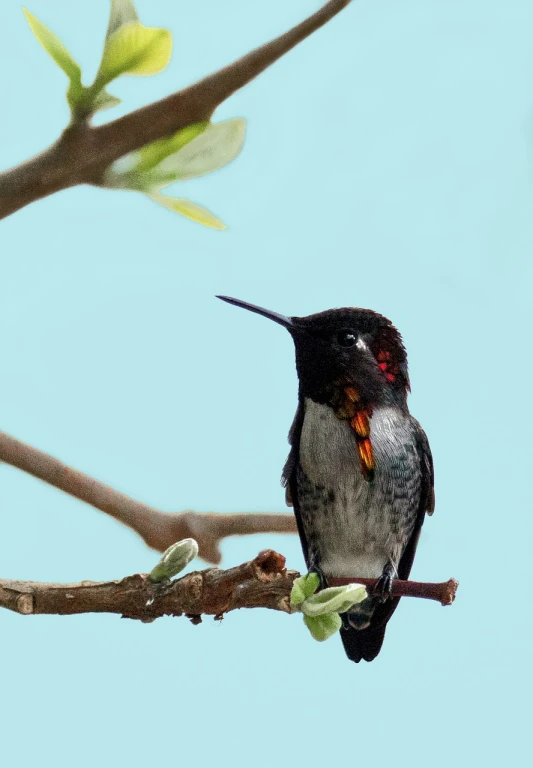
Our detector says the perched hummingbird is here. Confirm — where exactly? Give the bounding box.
[218,296,435,663]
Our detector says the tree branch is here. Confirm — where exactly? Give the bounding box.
[328,577,459,606]
[0,430,296,565]
[0,0,352,219]
[0,549,459,620]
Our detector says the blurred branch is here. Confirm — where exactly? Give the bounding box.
[0,549,459,620]
[0,430,296,565]
[0,0,352,219]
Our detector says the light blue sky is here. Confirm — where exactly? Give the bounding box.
[1,0,531,765]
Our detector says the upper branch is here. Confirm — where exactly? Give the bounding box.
[0,0,352,219]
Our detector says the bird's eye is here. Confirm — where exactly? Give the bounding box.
[336,330,357,347]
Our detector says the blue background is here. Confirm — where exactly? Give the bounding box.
[1,1,531,765]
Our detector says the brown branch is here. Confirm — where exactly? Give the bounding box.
[328,577,459,606]
[0,430,296,565]
[0,549,458,620]
[0,0,352,219]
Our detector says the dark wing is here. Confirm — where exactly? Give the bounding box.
[341,418,435,662]
[281,399,311,566]
[396,419,435,579]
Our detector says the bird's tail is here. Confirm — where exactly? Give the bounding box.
[340,622,387,663]
[339,596,385,663]
[340,595,399,662]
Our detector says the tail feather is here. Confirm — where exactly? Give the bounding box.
[340,595,402,662]
[340,623,387,663]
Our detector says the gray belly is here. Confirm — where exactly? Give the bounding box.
[297,398,421,579]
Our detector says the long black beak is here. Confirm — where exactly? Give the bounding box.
[216,296,294,330]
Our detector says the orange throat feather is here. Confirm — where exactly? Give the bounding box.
[335,385,375,481]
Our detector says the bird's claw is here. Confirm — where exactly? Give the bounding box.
[373,563,396,603]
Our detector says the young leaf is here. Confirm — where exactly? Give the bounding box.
[303,613,342,642]
[106,0,139,40]
[301,584,367,617]
[90,88,121,113]
[148,193,226,230]
[96,22,172,87]
[23,8,81,86]
[290,572,321,607]
[157,119,246,181]
[132,122,210,175]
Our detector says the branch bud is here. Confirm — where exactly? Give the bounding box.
[148,538,199,583]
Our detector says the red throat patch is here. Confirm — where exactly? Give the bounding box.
[377,350,400,384]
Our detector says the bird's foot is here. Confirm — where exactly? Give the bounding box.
[373,562,396,603]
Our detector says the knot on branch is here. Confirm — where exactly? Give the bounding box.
[251,549,287,580]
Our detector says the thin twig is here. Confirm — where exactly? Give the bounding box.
[0,430,296,565]
[0,549,458,620]
[0,0,352,219]
[328,577,459,606]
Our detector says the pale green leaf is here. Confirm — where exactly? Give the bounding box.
[101,164,176,192]
[148,193,226,230]
[91,88,121,113]
[97,21,171,87]
[132,122,210,174]
[106,0,138,40]
[23,8,81,85]
[157,119,246,181]
[301,584,367,617]
[290,572,320,607]
[100,167,130,189]
[303,613,342,642]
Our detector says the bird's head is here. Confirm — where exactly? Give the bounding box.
[217,296,410,408]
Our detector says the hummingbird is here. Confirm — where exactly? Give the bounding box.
[217,296,435,663]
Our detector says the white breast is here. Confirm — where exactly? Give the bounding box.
[298,398,418,579]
